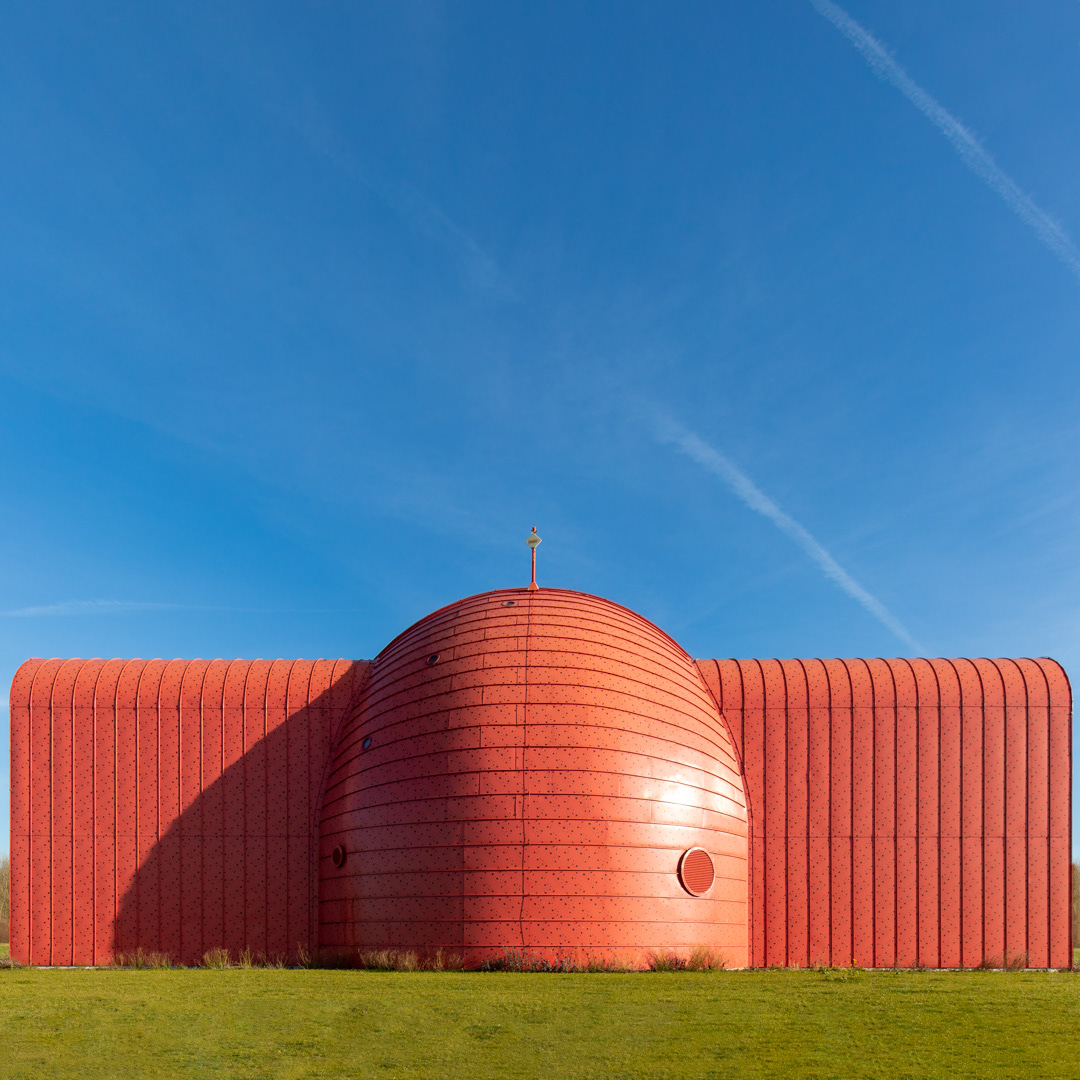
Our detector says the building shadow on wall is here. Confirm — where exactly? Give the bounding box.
[114,660,362,966]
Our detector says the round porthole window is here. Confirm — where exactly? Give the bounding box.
[678,848,715,896]
[502,600,516,607]
[362,736,372,750]
[331,845,347,869]
[426,653,439,665]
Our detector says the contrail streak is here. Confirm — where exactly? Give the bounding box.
[810,0,1080,283]
[657,417,923,652]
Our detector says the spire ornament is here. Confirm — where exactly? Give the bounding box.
[526,526,542,592]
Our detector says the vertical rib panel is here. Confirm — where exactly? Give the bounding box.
[868,660,896,968]
[955,660,984,967]
[1017,659,1050,967]
[823,661,852,966]
[114,661,144,954]
[740,661,766,966]
[782,660,809,968]
[199,660,229,959]
[761,660,787,966]
[973,659,1006,966]
[243,660,272,955]
[71,660,104,965]
[805,660,831,967]
[49,659,81,965]
[306,660,338,947]
[92,659,123,964]
[849,660,874,966]
[286,660,315,958]
[911,661,941,966]
[28,659,64,965]
[9,659,44,966]
[157,660,184,961]
[221,660,249,956]
[932,660,962,968]
[264,659,292,960]
[892,660,919,967]
[179,660,209,965]
[136,660,167,951]
[1040,659,1071,968]
[1000,660,1028,965]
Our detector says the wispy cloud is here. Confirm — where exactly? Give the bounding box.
[810,0,1080,284]
[656,416,923,652]
[1,600,367,617]
[0,600,183,617]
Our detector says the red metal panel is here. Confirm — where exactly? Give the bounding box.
[868,660,896,968]
[243,660,272,956]
[49,659,81,965]
[199,660,229,959]
[1040,658,1072,968]
[179,659,209,965]
[1000,659,1029,965]
[157,659,185,962]
[221,660,249,956]
[932,660,962,969]
[910,659,940,967]
[824,660,853,966]
[759,659,787,967]
[781,660,809,968]
[892,660,919,968]
[71,660,104,965]
[740,660,766,967]
[973,659,1006,966]
[264,659,292,960]
[9,658,44,965]
[1017,659,1050,967]
[804,659,831,967]
[953,660,984,967]
[848,660,874,967]
[92,659,124,964]
[113,660,142,954]
[286,659,315,958]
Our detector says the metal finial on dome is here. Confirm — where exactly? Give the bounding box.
[526,526,541,591]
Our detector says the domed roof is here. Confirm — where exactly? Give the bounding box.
[318,588,748,966]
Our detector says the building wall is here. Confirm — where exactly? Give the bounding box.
[696,658,1072,968]
[8,657,365,965]
[319,589,749,966]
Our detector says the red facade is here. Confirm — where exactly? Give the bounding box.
[696,658,1072,969]
[7,588,1073,967]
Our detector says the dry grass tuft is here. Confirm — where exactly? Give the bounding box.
[113,948,171,969]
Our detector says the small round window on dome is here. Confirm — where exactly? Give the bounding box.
[426,653,439,665]
[678,848,715,896]
[331,844,347,869]
[362,736,372,750]
[502,600,516,607]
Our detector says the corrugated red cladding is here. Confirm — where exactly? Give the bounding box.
[695,658,1072,969]
[7,588,1072,969]
[9,657,364,965]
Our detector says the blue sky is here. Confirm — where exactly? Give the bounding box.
[3,1,1079,857]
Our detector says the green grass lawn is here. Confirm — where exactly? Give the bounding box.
[0,968,1078,1079]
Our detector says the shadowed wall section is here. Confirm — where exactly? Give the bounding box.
[319,589,749,967]
[9,657,366,965]
[695,658,1072,969]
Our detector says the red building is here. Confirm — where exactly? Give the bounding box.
[7,586,1072,967]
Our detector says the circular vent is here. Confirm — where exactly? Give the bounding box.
[331,844,347,869]
[678,848,714,896]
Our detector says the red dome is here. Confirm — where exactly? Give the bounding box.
[318,588,748,966]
